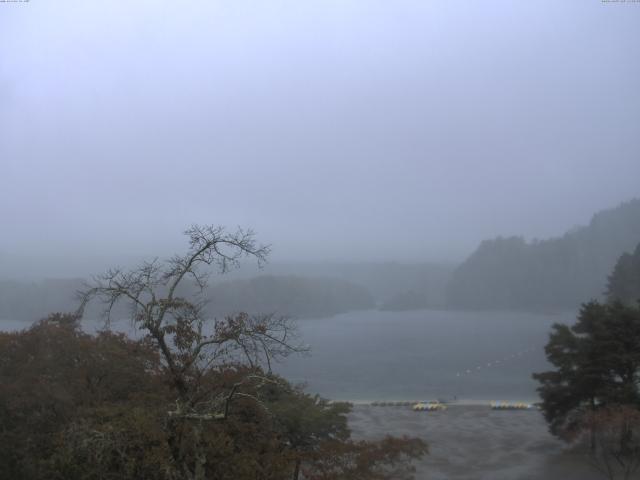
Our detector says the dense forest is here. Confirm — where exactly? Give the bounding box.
[606,241,640,306]
[446,199,640,310]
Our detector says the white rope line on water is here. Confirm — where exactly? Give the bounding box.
[455,346,536,377]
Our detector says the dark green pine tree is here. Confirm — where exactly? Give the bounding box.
[533,301,640,438]
[607,242,640,305]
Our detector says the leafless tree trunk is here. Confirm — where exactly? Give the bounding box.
[77,225,307,479]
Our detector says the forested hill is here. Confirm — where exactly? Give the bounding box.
[206,275,374,318]
[0,275,374,322]
[446,199,640,310]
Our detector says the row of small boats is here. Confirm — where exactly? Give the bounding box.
[369,400,535,411]
[413,402,447,411]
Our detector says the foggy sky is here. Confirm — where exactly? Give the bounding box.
[1,0,640,278]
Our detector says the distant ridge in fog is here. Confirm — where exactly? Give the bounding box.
[4,199,637,319]
[0,275,374,322]
[206,275,374,318]
[446,198,640,311]
[0,263,453,322]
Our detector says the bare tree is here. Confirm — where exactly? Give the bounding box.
[77,225,307,480]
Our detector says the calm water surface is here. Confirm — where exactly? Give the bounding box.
[1,309,575,402]
[273,309,575,402]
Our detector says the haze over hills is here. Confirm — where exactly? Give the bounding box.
[446,198,640,311]
[0,263,452,322]
[1,199,639,320]
[206,275,374,318]
[0,275,375,323]
[242,262,454,308]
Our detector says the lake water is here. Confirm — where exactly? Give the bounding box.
[272,309,576,403]
[0,308,576,403]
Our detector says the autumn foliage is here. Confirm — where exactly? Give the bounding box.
[1,226,428,478]
[0,313,427,479]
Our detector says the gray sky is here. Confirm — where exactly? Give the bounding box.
[1,0,639,277]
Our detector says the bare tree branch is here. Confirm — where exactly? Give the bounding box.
[76,225,303,404]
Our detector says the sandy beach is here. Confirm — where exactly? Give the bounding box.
[348,404,611,480]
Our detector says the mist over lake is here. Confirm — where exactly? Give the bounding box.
[3,2,640,477]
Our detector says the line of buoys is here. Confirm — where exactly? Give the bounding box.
[455,347,537,377]
[371,401,416,407]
